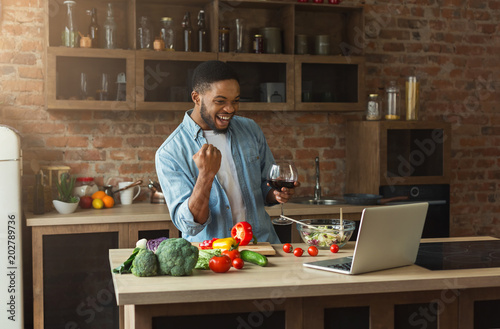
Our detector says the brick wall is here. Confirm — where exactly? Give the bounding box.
[0,0,499,237]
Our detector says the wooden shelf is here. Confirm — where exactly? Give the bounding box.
[45,0,365,112]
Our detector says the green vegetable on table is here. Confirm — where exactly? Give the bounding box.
[112,247,141,274]
[195,249,222,270]
[240,250,268,267]
[156,238,199,276]
[131,249,159,277]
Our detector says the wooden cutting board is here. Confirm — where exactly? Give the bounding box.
[193,242,276,256]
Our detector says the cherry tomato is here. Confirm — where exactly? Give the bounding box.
[293,248,304,257]
[209,255,232,273]
[232,258,244,269]
[283,243,293,253]
[222,249,241,263]
[307,246,319,257]
[330,244,340,253]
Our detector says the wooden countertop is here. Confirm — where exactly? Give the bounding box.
[110,236,500,306]
[26,202,369,227]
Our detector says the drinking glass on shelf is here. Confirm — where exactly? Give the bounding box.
[98,73,109,101]
[235,18,244,53]
[79,73,87,100]
[267,161,298,225]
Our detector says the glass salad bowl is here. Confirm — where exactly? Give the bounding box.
[296,219,356,249]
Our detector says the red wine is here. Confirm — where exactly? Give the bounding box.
[268,180,295,190]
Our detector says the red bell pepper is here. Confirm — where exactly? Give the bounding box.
[231,222,253,246]
[199,237,218,249]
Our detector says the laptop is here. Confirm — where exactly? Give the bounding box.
[303,203,429,275]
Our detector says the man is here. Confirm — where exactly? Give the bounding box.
[155,60,297,243]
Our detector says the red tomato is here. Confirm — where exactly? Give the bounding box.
[307,246,319,257]
[232,258,244,269]
[293,248,304,257]
[330,244,340,253]
[222,249,241,262]
[209,255,232,273]
[283,243,293,253]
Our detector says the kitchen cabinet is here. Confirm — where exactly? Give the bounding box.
[345,121,452,194]
[45,0,365,112]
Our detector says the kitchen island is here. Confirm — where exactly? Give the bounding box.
[110,237,500,329]
[26,202,367,329]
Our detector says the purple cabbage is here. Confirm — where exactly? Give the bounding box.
[147,237,168,253]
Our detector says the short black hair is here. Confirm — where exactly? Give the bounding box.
[192,60,239,94]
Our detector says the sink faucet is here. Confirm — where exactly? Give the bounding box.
[314,157,321,201]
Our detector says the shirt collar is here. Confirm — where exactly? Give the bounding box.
[183,109,235,141]
[183,109,204,140]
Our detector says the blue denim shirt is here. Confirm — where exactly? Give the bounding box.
[155,110,281,243]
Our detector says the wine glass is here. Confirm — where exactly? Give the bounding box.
[267,161,298,225]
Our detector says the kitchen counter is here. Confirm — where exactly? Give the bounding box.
[26,202,369,226]
[27,201,370,329]
[110,236,500,329]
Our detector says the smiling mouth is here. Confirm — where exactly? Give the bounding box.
[217,114,232,124]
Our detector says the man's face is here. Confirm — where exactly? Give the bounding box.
[195,79,240,134]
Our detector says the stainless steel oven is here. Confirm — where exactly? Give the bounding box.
[380,184,449,238]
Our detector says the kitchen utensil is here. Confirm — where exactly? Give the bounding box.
[118,181,142,205]
[148,179,165,204]
[280,215,322,230]
[113,180,142,195]
[342,193,408,205]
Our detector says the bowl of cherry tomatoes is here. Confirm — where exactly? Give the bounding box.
[296,219,356,249]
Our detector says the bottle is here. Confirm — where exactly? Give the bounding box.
[219,27,230,52]
[160,17,175,51]
[62,1,78,47]
[406,76,420,120]
[385,81,401,120]
[366,94,381,121]
[182,12,193,52]
[103,3,117,49]
[86,8,100,48]
[197,10,207,52]
[33,173,45,215]
[137,16,153,50]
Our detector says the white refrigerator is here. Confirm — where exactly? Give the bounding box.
[0,125,24,328]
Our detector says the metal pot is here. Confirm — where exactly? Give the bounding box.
[343,193,408,205]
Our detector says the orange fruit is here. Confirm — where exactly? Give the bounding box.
[92,191,106,200]
[92,198,104,209]
[102,195,115,208]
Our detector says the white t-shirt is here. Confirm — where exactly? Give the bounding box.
[204,131,246,223]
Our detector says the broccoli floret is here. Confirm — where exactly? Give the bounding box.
[156,238,199,276]
[131,249,159,277]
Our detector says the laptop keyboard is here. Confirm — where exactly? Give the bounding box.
[327,262,352,271]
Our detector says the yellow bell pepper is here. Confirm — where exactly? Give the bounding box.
[212,237,238,250]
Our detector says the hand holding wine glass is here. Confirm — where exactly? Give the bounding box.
[267,161,298,225]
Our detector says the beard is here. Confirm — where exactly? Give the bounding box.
[200,100,229,134]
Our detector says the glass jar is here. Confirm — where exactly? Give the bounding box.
[73,177,98,197]
[406,76,420,120]
[253,34,263,54]
[219,27,230,52]
[385,81,401,120]
[62,1,78,47]
[366,94,381,121]
[137,16,153,50]
[160,17,175,51]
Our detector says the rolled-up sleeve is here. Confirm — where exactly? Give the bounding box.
[155,148,210,237]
